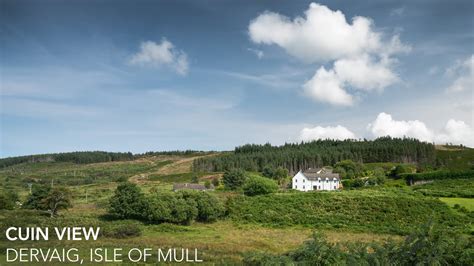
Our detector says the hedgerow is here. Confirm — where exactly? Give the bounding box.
[402,170,474,183]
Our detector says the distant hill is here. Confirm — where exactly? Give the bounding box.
[0,150,213,168]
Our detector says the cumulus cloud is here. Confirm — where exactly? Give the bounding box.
[368,112,434,142]
[368,112,474,146]
[300,125,356,141]
[249,3,382,62]
[303,66,354,106]
[248,3,409,106]
[334,55,398,91]
[129,39,189,75]
[437,120,474,146]
[445,54,473,92]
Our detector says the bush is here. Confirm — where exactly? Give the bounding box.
[179,191,225,222]
[211,177,220,187]
[262,165,288,184]
[145,192,197,225]
[108,185,224,225]
[243,175,278,196]
[402,170,474,184]
[334,160,363,179]
[0,190,19,210]
[223,169,247,190]
[102,223,142,238]
[23,185,72,216]
[109,182,147,219]
[227,190,469,234]
[390,164,415,179]
[23,185,51,210]
[242,222,472,265]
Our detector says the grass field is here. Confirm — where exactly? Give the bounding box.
[412,179,474,198]
[439,197,474,212]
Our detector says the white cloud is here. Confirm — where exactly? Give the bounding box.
[368,112,434,142]
[299,125,356,141]
[368,112,474,147]
[247,48,264,59]
[249,3,382,63]
[437,120,474,146]
[248,2,409,106]
[445,54,473,92]
[333,55,398,91]
[129,39,189,75]
[303,66,353,106]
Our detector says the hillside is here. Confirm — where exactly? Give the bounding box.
[0,144,473,264]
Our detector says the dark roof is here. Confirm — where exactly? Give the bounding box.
[301,168,340,181]
[173,183,214,191]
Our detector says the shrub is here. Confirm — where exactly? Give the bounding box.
[23,185,51,210]
[0,190,19,210]
[211,177,220,187]
[179,191,225,222]
[402,170,474,184]
[145,192,197,225]
[227,190,468,234]
[334,160,363,179]
[242,222,472,265]
[262,166,288,182]
[102,223,142,238]
[243,175,278,196]
[390,164,415,179]
[223,169,247,190]
[109,182,147,219]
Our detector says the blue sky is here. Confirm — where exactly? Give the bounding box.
[1,0,473,157]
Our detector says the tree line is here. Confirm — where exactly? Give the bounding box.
[0,151,134,168]
[193,137,437,173]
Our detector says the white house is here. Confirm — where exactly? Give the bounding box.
[292,168,341,191]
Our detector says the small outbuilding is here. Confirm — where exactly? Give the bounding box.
[172,183,214,191]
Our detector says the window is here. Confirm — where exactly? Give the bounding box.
[303,185,305,189]
[303,179,305,183]
[334,186,336,189]
[313,185,317,190]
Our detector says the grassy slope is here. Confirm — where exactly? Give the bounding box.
[412,179,474,198]
[227,189,469,235]
[439,198,474,212]
[436,147,474,170]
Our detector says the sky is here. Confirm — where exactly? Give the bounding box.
[1,0,473,157]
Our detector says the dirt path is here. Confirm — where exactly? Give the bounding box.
[128,153,218,184]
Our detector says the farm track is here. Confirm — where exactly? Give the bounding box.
[128,153,219,184]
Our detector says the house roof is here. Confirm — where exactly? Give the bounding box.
[173,183,214,191]
[301,168,340,181]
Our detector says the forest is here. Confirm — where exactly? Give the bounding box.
[193,137,437,173]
